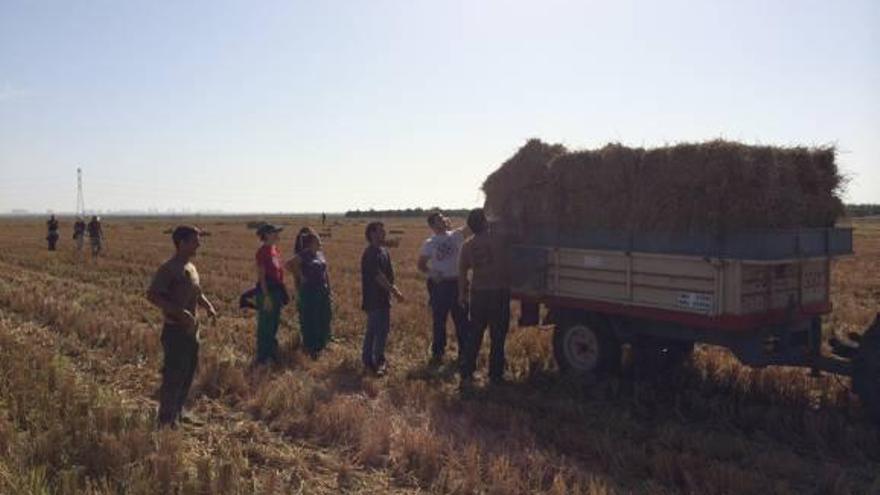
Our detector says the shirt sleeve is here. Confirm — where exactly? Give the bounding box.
[385,249,395,284]
[419,238,434,258]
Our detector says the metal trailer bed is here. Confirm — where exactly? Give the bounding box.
[508,227,880,421]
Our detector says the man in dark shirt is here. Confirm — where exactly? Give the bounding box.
[361,221,405,376]
[147,225,217,427]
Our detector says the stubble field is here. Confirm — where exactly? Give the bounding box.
[0,216,878,494]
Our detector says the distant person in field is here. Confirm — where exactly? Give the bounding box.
[361,221,405,376]
[87,215,103,260]
[46,214,59,251]
[147,225,217,427]
[322,212,327,226]
[73,217,86,253]
[286,230,332,359]
[458,208,512,388]
[418,211,470,365]
[254,224,289,365]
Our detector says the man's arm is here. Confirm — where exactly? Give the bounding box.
[198,293,217,318]
[458,244,471,306]
[417,240,432,275]
[417,254,430,275]
[375,272,404,302]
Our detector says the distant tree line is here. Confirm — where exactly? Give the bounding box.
[344,208,471,219]
[846,204,880,217]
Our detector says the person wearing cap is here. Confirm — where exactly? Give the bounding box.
[87,215,103,260]
[361,221,405,376]
[458,208,512,389]
[417,211,470,366]
[147,225,217,427]
[285,229,332,359]
[254,223,288,365]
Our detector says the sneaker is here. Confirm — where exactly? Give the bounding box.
[376,362,388,377]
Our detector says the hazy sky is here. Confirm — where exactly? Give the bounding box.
[1,0,877,213]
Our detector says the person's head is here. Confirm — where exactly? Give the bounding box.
[91,215,98,222]
[172,225,201,258]
[466,208,488,235]
[365,221,385,245]
[256,224,283,244]
[50,214,55,220]
[426,211,446,235]
[294,226,318,254]
[300,231,321,253]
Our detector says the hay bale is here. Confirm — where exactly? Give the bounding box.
[484,139,843,238]
[482,139,567,220]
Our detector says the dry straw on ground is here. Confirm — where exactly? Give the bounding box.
[484,139,844,235]
[0,217,878,494]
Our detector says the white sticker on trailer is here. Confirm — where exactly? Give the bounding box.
[677,292,713,312]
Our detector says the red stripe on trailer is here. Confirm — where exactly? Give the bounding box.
[514,293,831,332]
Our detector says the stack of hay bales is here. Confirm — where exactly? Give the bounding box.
[484,139,843,239]
[483,139,568,231]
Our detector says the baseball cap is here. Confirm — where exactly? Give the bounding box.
[256,223,283,238]
[172,225,202,244]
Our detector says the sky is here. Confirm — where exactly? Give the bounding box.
[0,0,877,214]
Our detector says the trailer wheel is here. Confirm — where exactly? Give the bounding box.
[553,319,620,376]
[853,315,880,423]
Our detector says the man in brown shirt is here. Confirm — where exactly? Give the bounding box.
[147,225,217,427]
[458,208,512,387]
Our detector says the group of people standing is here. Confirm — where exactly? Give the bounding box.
[45,214,104,260]
[419,209,512,387]
[145,208,511,427]
[245,223,334,365]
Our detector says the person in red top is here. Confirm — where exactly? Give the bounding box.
[254,223,288,364]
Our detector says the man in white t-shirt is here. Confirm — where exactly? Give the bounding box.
[418,211,470,365]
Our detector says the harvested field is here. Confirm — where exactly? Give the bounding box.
[0,216,878,494]
[485,139,844,237]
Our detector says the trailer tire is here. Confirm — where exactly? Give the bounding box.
[853,315,880,423]
[553,319,621,376]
